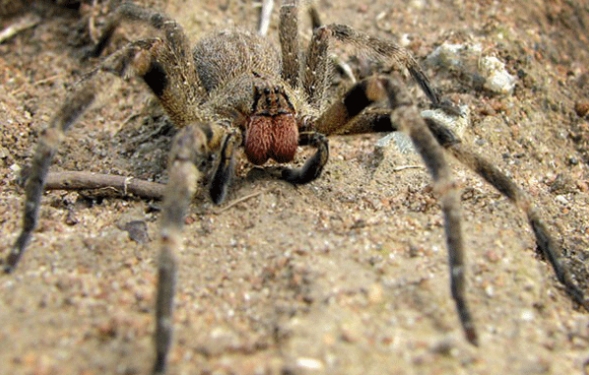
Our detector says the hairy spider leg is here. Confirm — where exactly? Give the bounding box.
[382,78,477,344]
[5,38,160,272]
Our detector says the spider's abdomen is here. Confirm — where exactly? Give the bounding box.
[193,30,281,93]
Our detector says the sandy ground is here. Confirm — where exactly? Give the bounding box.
[1,0,589,374]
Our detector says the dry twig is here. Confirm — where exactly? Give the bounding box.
[392,165,423,172]
[46,171,166,199]
[212,190,270,214]
[257,0,274,36]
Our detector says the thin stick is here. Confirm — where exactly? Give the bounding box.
[10,74,64,97]
[392,165,423,172]
[258,0,274,36]
[212,190,268,214]
[88,0,100,44]
[45,171,166,200]
[0,14,40,44]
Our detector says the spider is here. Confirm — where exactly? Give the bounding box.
[3,1,588,374]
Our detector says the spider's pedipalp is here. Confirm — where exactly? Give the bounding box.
[209,131,239,204]
[280,132,329,184]
[282,76,399,185]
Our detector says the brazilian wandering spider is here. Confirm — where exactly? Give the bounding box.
[3,1,589,374]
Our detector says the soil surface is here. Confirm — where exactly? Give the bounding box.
[2,1,589,374]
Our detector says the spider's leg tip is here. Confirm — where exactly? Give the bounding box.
[581,300,589,313]
[466,328,479,347]
[152,352,167,375]
[209,184,228,205]
[3,263,15,274]
[281,168,297,182]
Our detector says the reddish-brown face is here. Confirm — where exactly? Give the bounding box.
[244,85,299,165]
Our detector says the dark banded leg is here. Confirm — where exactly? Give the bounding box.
[381,78,477,345]
[339,109,399,135]
[439,136,589,312]
[420,110,589,312]
[153,125,212,375]
[4,89,96,272]
[117,4,205,126]
[315,76,392,135]
[316,75,478,344]
[3,38,161,272]
[87,2,206,125]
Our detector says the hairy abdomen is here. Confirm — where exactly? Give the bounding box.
[193,30,282,93]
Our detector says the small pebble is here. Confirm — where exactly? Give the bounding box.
[575,100,589,117]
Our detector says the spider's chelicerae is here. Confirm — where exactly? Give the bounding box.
[4,1,589,374]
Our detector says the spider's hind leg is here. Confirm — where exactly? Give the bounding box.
[88,1,193,59]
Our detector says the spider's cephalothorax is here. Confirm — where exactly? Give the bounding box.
[152,29,303,166]
[4,1,588,374]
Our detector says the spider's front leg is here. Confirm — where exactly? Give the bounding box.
[285,74,478,344]
[153,123,237,375]
[381,79,477,345]
[153,125,208,375]
[427,118,589,313]
[3,37,162,272]
[4,90,96,271]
